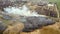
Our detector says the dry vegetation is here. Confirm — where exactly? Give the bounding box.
[3,22,24,34]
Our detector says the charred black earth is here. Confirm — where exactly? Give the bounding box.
[19,16,55,32]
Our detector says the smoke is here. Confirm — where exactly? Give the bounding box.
[3,4,56,32]
[3,5,46,17]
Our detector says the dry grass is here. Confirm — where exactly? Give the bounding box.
[3,22,24,34]
[20,29,41,34]
[40,22,60,34]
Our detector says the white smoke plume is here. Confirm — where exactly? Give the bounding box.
[4,5,46,17]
